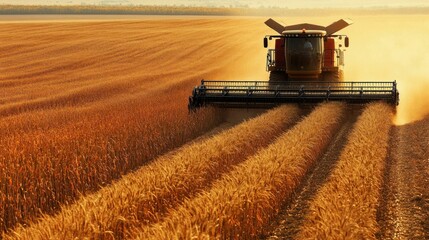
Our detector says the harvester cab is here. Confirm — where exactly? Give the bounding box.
[264,18,351,81]
[188,18,399,110]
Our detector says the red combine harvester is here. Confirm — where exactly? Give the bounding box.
[188,18,399,109]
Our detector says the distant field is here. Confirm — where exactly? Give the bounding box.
[0,15,428,239]
[0,14,217,22]
[0,5,233,16]
[1,5,429,17]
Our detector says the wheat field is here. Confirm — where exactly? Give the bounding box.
[296,102,393,239]
[5,105,300,239]
[134,102,344,239]
[1,14,428,239]
[0,18,267,233]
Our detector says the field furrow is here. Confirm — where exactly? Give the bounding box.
[4,105,299,239]
[264,106,362,239]
[377,117,429,239]
[296,102,393,239]
[134,102,344,239]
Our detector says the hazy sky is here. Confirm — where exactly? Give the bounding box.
[2,0,429,8]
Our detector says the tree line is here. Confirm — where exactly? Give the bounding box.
[0,5,428,16]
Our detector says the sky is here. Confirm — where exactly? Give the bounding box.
[2,0,429,8]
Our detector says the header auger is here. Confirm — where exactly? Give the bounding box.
[189,18,399,110]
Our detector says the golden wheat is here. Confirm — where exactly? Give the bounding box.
[132,102,344,239]
[0,101,220,233]
[296,102,393,239]
[0,19,266,233]
[4,105,299,239]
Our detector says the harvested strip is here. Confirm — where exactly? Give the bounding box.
[135,102,344,239]
[264,107,361,239]
[378,116,429,239]
[296,102,393,239]
[5,105,299,240]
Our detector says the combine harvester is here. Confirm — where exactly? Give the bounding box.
[188,18,399,109]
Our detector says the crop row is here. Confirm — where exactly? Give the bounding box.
[0,94,221,234]
[134,102,345,239]
[296,102,393,239]
[4,105,299,239]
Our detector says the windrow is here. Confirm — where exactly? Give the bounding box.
[5,105,299,240]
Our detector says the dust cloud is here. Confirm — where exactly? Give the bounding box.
[345,15,429,125]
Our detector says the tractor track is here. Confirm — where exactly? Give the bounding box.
[262,106,361,240]
[377,118,429,240]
